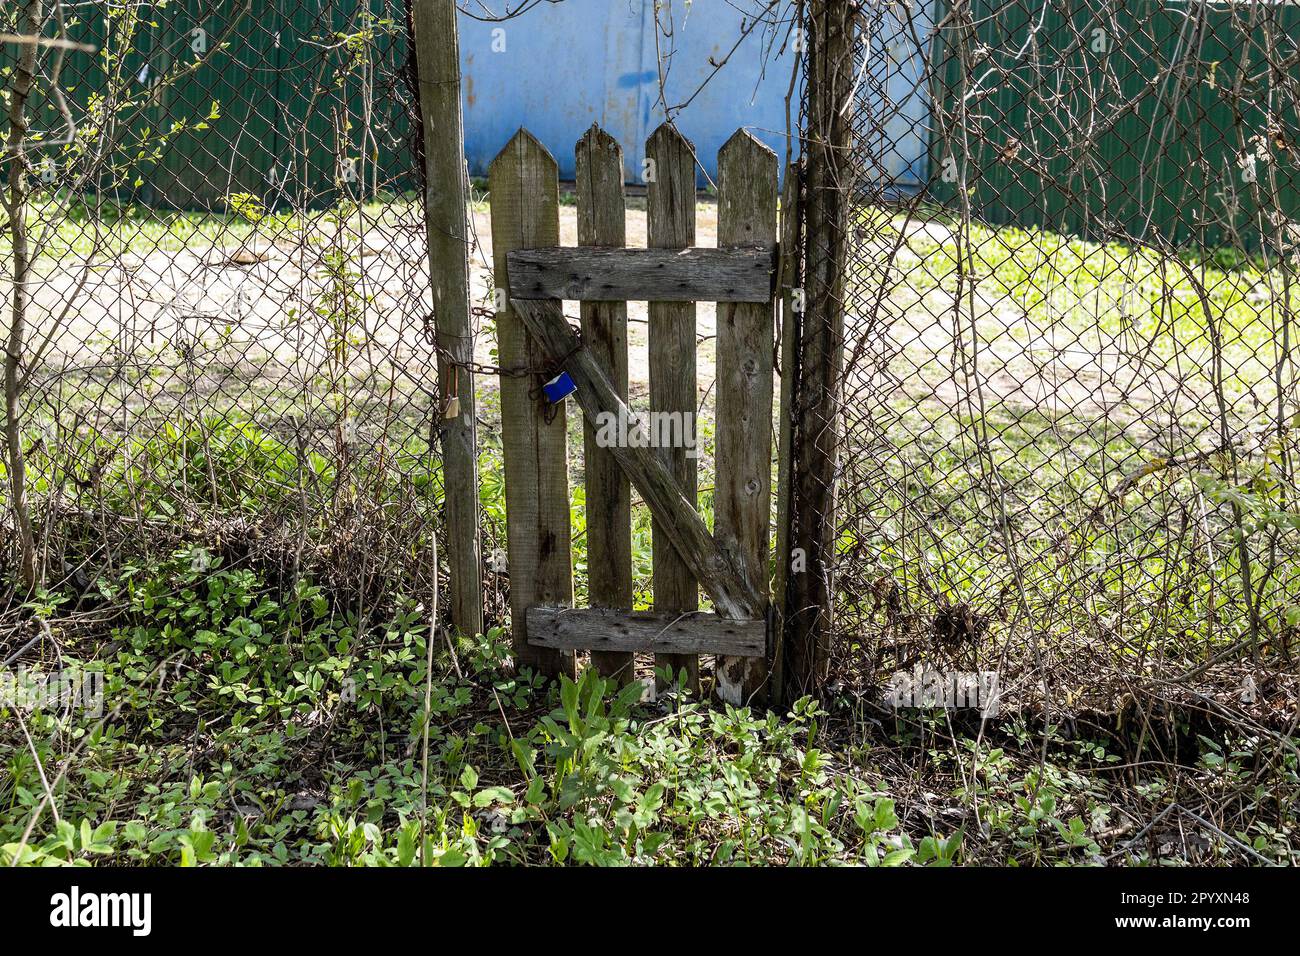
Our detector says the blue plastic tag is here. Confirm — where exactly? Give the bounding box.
[542,371,577,404]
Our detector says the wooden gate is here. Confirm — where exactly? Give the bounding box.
[486,122,788,706]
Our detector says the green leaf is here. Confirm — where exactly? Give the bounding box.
[122,821,148,844]
[472,786,514,808]
[881,847,914,866]
[434,848,468,867]
[396,825,417,867]
[560,675,580,724]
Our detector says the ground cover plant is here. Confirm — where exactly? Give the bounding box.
[2,397,1297,866]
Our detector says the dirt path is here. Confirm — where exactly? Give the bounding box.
[467,202,720,399]
[27,200,1240,441]
[31,201,721,408]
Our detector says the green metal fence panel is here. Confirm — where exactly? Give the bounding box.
[23,0,416,212]
[22,4,159,200]
[274,0,415,208]
[930,0,1300,248]
[148,0,286,209]
[22,4,108,150]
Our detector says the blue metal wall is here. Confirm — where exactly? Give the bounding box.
[458,0,934,187]
[861,1,935,190]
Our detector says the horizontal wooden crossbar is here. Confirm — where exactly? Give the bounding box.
[507,246,776,303]
[527,606,766,657]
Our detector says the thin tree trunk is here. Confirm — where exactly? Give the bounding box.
[783,0,852,701]
[3,0,44,591]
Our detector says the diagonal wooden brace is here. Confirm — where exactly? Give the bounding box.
[509,297,766,622]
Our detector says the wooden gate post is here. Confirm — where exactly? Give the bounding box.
[715,130,778,706]
[783,0,853,701]
[411,0,482,637]
[647,123,701,695]
[489,130,575,677]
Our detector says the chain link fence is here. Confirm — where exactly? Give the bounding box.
[1,0,486,621]
[820,0,1299,718]
[6,0,1299,722]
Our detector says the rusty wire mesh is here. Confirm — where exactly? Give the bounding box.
[5,0,1299,722]
[817,0,1299,718]
[0,0,484,618]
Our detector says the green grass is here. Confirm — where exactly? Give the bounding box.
[827,206,1300,668]
[893,212,1299,396]
[4,538,1295,866]
[2,541,1296,865]
[4,191,424,268]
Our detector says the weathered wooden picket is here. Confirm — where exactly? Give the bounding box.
[484,122,783,705]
